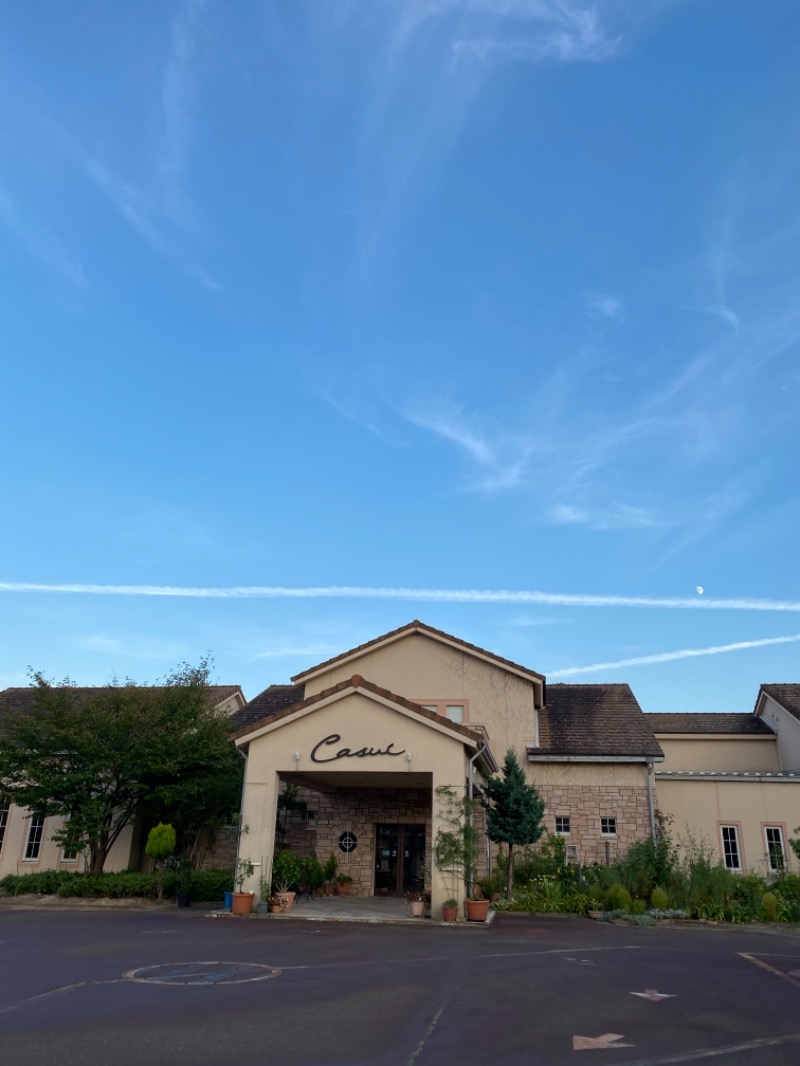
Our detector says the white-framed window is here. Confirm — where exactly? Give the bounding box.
[720,825,742,871]
[764,826,786,873]
[555,816,570,835]
[24,813,45,861]
[0,796,9,855]
[600,817,617,836]
[417,700,468,723]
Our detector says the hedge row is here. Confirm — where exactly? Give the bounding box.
[0,868,233,901]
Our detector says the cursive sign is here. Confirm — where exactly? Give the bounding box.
[310,733,407,764]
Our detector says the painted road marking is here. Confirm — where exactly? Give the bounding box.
[574,1033,633,1051]
[739,953,800,990]
[124,960,282,986]
[630,989,675,1002]
[610,1031,800,1064]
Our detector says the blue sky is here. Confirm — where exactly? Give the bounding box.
[1,1,799,713]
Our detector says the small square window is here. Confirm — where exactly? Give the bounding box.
[555,816,570,835]
[600,817,617,836]
[446,705,464,723]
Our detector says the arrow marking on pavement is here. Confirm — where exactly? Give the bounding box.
[631,989,676,1001]
[573,1033,633,1050]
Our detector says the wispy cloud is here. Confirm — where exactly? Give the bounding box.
[549,633,800,678]
[452,1,621,65]
[406,400,539,491]
[583,290,625,322]
[548,501,655,531]
[0,184,86,287]
[60,0,219,290]
[4,581,800,613]
[159,0,207,222]
[74,634,193,660]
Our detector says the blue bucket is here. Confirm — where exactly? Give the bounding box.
[223,890,233,911]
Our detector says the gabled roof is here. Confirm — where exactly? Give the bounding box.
[228,684,305,732]
[231,673,488,751]
[290,619,545,692]
[531,684,663,759]
[756,684,800,723]
[646,712,775,736]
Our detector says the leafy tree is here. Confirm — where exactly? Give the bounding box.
[0,660,237,873]
[145,822,176,900]
[484,749,545,900]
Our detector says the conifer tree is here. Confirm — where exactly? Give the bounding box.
[484,749,545,900]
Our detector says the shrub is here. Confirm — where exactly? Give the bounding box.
[651,886,670,910]
[603,884,632,912]
[761,891,779,922]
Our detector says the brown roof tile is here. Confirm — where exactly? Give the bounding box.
[0,684,245,730]
[646,712,774,735]
[231,674,485,746]
[290,619,545,687]
[534,684,663,758]
[228,684,305,732]
[757,684,800,723]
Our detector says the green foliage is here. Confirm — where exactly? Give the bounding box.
[433,785,479,900]
[617,813,678,901]
[0,868,233,901]
[271,849,303,892]
[322,853,338,885]
[603,883,633,912]
[0,660,238,872]
[235,857,254,891]
[483,750,545,900]
[651,886,670,910]
[145,823,176,861]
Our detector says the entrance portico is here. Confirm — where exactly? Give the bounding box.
[232,674,496,915]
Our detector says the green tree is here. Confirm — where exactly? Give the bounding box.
[0,660,236,873]
[484,749,545,900]
[145,822,176,900]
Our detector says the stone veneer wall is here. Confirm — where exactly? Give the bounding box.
[280,787,432,897]
[537,784,651,865]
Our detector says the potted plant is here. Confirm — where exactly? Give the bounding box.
[232,857,255,915]
[271,849,303,909]
[268,894,286,914]
[465,885,490,922]
[336,873,353,896]
[299,855,324,899]
[442,898,459,922]
[433,785,479,915]
[407,890,425,918]
[322,853,338,895]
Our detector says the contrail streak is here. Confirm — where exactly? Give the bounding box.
[2,581,800,612]
[549,633,800,677]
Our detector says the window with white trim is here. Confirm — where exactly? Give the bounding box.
[24,813,45,861]
[720,825,741,870]
[0,796,8,855]
[600,817,617,836]
[555,816,570,835]
[765,827,786,873]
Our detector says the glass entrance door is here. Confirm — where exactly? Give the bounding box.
[374,824,426,896]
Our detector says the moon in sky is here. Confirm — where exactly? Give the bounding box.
[696,586,704,595]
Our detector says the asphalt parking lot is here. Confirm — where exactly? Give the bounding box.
[2,905,800,1066]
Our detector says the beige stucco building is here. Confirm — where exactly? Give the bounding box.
[2,625,798,898]
[647,684,800,877]
[231,621,664,913]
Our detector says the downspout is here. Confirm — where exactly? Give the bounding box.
[466,744,484,897]
[646,758,656,837]
[233,744,248,892]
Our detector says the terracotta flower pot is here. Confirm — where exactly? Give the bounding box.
[465,898,490,922]
[442,905,459,922]
[336,881,351,895]
[231,891,254,916]
[276,891,296,911]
